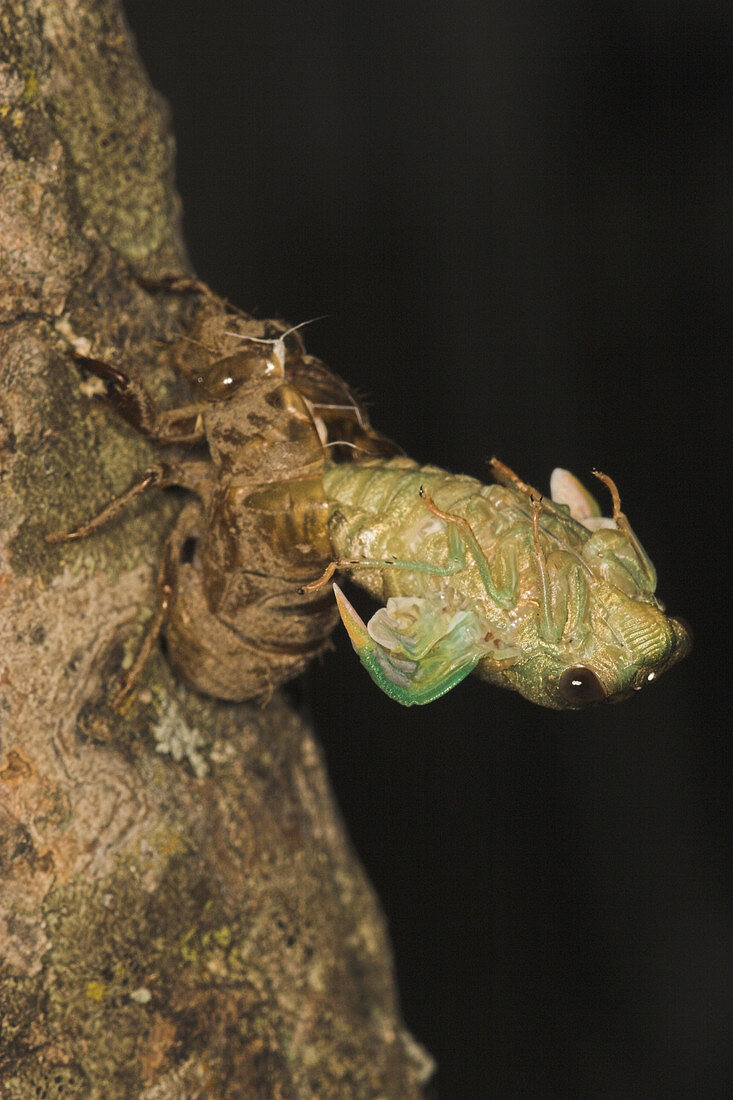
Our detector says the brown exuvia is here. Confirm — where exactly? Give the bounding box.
[48,282,398,702]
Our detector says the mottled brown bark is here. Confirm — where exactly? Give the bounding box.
[0,3,432,1096]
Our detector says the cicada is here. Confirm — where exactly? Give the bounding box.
[310,456,691,708]
[48,284,691,710]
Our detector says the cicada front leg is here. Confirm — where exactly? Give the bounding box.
[45,459,211,545]
[299,519,469,593]
[45,465,172,545]
[303,486,517,606]
[73,355,207,445]
[45,453,213,705]
[418,488,519,609]
[45,465,212,704]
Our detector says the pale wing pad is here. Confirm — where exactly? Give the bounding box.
[334,585,491,705]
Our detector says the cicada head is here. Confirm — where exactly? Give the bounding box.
[476,464,692,710]
[480,597,691,710]
[578,589,692,704]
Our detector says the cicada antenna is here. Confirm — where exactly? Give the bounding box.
[223,314,334,368]
[224,315,333,347]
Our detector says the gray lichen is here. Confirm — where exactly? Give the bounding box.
[152,693,209,779]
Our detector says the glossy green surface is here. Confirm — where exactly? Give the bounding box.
[323,459,691,709]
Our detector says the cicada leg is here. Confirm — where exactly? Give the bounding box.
[592,468,657,590]
[74,355,207,445]
[418,487,519,608]
[299,520,469,593]
[45,465,171,544]
[529,494,560,644]
[114,502,202,704]
[527,494,594,645]
[45,460,211,545]
[488,456,541,498]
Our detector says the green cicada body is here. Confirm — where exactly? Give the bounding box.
[317,456,691,709]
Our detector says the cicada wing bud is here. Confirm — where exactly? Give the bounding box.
[550,468,603,525]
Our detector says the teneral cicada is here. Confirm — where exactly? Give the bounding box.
[311,456,691,708]
[48,284,691,710]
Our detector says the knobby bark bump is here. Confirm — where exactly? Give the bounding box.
[0,4,432,1096]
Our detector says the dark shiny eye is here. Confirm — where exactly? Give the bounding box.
[194,350,268,400]
[558,665,606,706]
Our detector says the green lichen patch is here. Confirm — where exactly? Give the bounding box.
[22,705,416,1098]
[0,11,54,165]
[0,81,55,165]
[1,698,427,1098]
[39,862,198,1096]
[34,857,296,1097]
[42,4,176,261]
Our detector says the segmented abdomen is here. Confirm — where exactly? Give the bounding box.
[322,457,519,604]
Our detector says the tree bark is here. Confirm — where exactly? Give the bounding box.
[0,4,432,1097]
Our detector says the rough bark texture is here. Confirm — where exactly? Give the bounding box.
[0,4,432,1097]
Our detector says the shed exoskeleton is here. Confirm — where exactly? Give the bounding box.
[47,285,398,702]
[48,283,691,709]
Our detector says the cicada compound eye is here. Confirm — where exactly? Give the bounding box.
[558,665,606,706]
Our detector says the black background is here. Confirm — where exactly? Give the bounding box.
[124,3,730,1095]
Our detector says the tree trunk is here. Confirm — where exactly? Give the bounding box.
[0,4,432,1097]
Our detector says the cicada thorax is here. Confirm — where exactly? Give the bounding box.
[165,309,400,701]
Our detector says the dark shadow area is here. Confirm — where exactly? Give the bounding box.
[124,3,730,1094]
